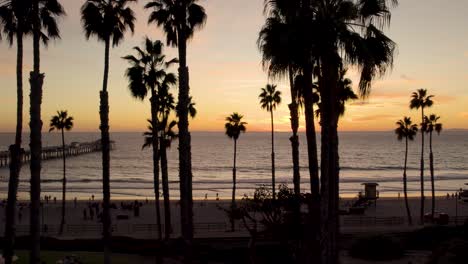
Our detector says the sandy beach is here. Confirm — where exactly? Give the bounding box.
[1,196,468,239]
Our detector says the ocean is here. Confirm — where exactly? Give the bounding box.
[0,131,467,200]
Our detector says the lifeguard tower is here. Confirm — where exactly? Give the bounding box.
[359,182,379,206]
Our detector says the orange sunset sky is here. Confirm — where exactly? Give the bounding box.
[0,0,467,132]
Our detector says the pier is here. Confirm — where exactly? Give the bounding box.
[0,140,115,168]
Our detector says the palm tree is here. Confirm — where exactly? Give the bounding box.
[159,118,178,240]
[0,1,32,262]
[81,0,136,261]
[49,110,74,235]
[123,37,177,241]
[395,117,418,226]
[315,68,358,119]
[424,114,442,219]
[305,1,398,263]
[258,0,319,197]
[28,1,65,263]
[145,0,207,244]
[259,84,281,199]
[410,88,434,224]
[225,112,247,231]
[142,87,178,241]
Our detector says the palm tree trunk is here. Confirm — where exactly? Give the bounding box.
[177,28,194,251]
[270,110,276,199]
[430,131,435,219]
[288,67,301,196]
[100,37,112,264]
[59,129,66,234]
[420,109,425,225]
[303,64,319,197]
[319,56,340,264]
[150,95,162,240]
[29,1,43,262]
[4,30,24,264]
[160,138,172,240]
[404,137,412,225]
[231,139,237,231]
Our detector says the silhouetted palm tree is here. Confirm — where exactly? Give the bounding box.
[81,0,136,261]
[395,117,418,226]
[142,88,179,241]
[225,112,247,231]
[308,1,397,262]
[424,114,442,219]
[145,0,207,245]
[0,1,32,262]
[259,84,281,199]
[28,1,65,263]
[258,0,305,196]
[410,88,434,224]
[315,68,358,118]
[123,37,177,241]
[49,110,74,235]
[159,118,178,240]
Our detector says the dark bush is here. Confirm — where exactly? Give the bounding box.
[350,235,405,261]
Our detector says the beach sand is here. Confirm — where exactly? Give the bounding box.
[1,196,468,239]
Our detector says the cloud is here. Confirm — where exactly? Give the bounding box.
[350,114,398,122]
[464,51,468,58]
[459,112,468,119]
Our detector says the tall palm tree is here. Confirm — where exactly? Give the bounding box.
[159,118,178,240]
[48,110,74,235]
[259,84,281,199]
[315,68,358,118]
[410,88,434,224]
[123,37,177,240]
[307,1,397,263]
[424,114,442,219]
[225,112,247,231]
[145,0,207,244]
[395,117,418,226]
[0,1,32,262]
[28,1,65,263]
[142,88,178,240]
[258,0,319,197]
[81,0,136,261]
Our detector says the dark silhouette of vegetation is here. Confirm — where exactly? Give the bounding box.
[424,114,442,219]
[259,0,320,198]
[395,117,418,225]
[410,88,434,224]
[49,110,74,235]
[225,112,247,231]
[145,1,207,254]
[142,90,180,240]
[310,2,397,263]
[259,84,281,199]
[26,1,65,263]
[231,185,306,263]
[81,0,136,262]
[0,1,31,262]
[315,68,358,119]
[123,37,178,241]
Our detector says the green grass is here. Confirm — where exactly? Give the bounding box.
[7,251,155,264]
